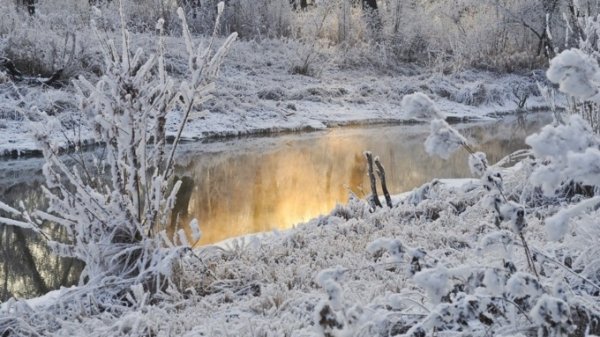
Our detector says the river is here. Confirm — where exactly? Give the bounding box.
[0,113,552,300]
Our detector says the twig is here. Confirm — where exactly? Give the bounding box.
[519,233,539,279]
[364,151,382,208]
[531,247,600,292]
[374,157,393,208]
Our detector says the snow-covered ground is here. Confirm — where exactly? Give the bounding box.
[0,38,554,157]
[2,16,599,337]
[3,156,598,336]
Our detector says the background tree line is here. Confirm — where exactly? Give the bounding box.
[6,0,600,74]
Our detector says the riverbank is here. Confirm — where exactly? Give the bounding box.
[0,38,557,157]
[2,74,599,335]
[5,151,599,335]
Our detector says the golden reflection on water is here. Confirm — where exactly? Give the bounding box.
[0,116,551,299]
[172,117,548,246]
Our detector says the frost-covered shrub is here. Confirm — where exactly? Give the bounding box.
[1,2,98,78]
[547,49,600,101]
[527,115,596,162]
[412,266,449,305]
[526,115,599,202]
[357,82,600,336]
[468,151,488,177]
[0,70,8,84]
[530,294,574,336]
[405,179,439,206]
[547,33,600,133]
[403,92,481,165]
[223,0,293,38]
[330,193,370,220]
[0,2,236,308]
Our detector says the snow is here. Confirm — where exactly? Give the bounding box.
[545,196,600,241]
[567,148,600,186]
[413,266,450,304]
[2,144,600,335]
[0,286,76,312]
[547,48,600,101]
[424,119,468,160]
[530,294,573,334]
[401,92,445,120]
[526,114,596,161]
[3,5,600,337]
[0,37,557,157]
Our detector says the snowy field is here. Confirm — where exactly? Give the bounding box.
[3,152,599,336]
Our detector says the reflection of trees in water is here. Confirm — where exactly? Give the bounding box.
[170,116,553,246]
[461,117,545,165]
[349,153,367,197]
[0,181,82,301]
[170,176,195,240]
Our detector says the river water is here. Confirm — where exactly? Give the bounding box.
[0,113,552,300]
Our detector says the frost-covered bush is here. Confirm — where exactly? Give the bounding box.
[525,114,598,199]
[336,82,600,336]
[403,92,479,165]
[0,70,8,84]
[0,1,98,78]
[547,49,600,101]
[0,1,236,310]
[547,15,600,134]
[424,119,469,160]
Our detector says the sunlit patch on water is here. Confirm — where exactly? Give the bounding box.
[170,114,552,246]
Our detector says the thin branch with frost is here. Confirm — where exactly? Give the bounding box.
[424,119,470,160]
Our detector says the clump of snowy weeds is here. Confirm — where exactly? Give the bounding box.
[309,89,600,336]
[0,0,236,334]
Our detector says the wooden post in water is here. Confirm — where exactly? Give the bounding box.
[374,157,393,208]
[364,151,382,208]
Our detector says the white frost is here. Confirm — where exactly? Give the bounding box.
[424,119,468,160]
[547,48,600,101]
[468,152,488,177]
[413,266,450,304]
[526,115,595,161]
[401,92,445,120]
[546,196,600,241]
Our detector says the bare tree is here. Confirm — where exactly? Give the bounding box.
[494,0,558,58]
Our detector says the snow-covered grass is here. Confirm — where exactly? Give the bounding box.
[2,146,599,336]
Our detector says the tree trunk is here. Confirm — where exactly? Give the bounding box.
[291,0,308,10]
[362,0,381,41]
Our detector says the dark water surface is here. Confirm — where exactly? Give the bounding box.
[0,113,552,300]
